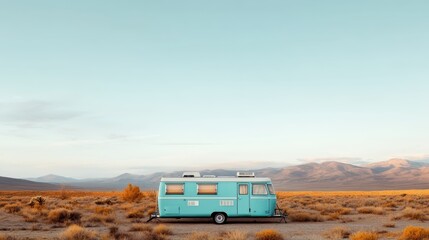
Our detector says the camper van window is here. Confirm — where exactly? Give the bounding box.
[267,184,275,195]
[197,184,217,195]
[252,184,268,195]
[239,184,248,195]
[166,184,184,195]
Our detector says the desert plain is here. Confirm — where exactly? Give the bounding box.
[1,188,429,240]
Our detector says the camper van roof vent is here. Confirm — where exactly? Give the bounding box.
[182,172,201,178]
[202,175,216,178]
[236,172,255,177]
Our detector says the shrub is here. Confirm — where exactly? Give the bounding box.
[186,232,210,240]
[61,224,98,240]
[382,222,395,228]
[288,210,325,222]
[129,223,153,232]
[59,187,72,200]
[94,198,115,205]
[122,184,143,202]
[0,234,18,240]
[48,208,81,223]
[349,231,378,240]
[127,208,146,218]
[323,226,350,239]
[140,231,168,240]
[309,203,351,215]
[94,206,112,215]
[84,214,115,225]
[28,196,46,208]
[221,230,247,240]
[49,208,70,223]
[356,207,384,215]
[255,229,284,240]
[398,226,429,240]
[4,204,21,214]
[153,224,173,235]
[401,207,427,221]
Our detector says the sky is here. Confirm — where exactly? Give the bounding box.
[1,1,429,178]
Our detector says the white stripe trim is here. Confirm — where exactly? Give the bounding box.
[250,197,277,199]
[159,197,237,200]
[161,177,272,182]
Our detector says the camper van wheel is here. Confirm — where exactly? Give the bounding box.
[213,212,227,224]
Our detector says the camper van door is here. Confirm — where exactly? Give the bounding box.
[237,183,250,216]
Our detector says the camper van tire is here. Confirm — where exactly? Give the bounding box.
[212,212,227,224]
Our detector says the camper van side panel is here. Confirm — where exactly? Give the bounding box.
[158,181,238,217]
[179,181,238,217]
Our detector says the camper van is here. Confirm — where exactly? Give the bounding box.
[148,172,286,224]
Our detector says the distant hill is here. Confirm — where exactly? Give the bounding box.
[0,176,61,190]
[3,158,429,191]
[27,174,79,183]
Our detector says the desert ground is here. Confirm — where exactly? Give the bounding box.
[1,187,429,240]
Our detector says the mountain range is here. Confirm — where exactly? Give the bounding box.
[1,158,429,191]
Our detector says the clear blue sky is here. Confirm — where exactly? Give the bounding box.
[1,1,428,178]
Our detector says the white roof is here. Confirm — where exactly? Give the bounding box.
[160,177,272,182]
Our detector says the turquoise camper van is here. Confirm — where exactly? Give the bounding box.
[148,172,286,224]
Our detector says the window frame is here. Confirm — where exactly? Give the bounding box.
[252,183,268,195]
[165,183,185,195]
[267,183,275,195]
[239,184,248,195]
[197,183,218,195]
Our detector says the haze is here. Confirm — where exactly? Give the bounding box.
[1,1,429,178]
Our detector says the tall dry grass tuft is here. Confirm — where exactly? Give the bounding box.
[93,206,112,216]
[28,196,46,208]
[255,229,284,240]
[349,231,378,240]
[0,234,17,240]
[129,223,153,232]
[185,232,211,240]
[288,210,325,222]
[4,203,22,214]
[61,224,98,240]
[323,226,350,239]
[122,184,143,202]
[59,186,72,200]
[356,207,384,215]
[153,224,173,235]
[48,208,81,223]
[398,226,429,240]
[220,230,248,240]
[400,207,427,221]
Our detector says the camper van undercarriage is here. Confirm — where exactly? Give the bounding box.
[146,207,288,224]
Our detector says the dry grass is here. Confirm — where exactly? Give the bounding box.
[153,224,173,235]
[356,207,384,215]
[288,210,325,222]
[93,206,113,216]
[220,230,248,240]
[48,208,82,223]
[129,223,153,232]
[400,207,427,221]
[4,203,22,214]
[349,231,378,240]
[323,226,350,239]
[122,184,143,202]
[382,222,395,228]
[61,224,98,240]
[126,207,146,218]
[1,189,429,239]
[398,226,429,240]
[255,229,284,240]
[0,234,17,240]
[185,232,211,240]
